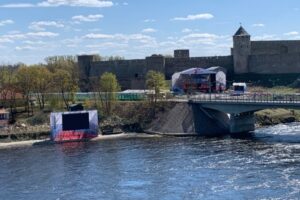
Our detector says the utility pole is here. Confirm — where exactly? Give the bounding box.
[209,75,212,101]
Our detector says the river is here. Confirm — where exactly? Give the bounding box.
[1,123,300,200]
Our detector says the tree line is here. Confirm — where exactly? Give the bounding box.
[0,56,167,120]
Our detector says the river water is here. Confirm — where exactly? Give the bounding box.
[1,123,300,200]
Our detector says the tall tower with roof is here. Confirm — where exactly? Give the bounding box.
[233,26,251,74]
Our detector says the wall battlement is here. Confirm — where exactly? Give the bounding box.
[251,40,300,55]
[78,26,300,91]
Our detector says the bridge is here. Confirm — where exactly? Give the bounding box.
[189,93,300,113]
[185,93,300,135]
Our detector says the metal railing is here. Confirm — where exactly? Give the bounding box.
[188,93,300,104]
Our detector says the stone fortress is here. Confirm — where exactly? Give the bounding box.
[78,26,300,91]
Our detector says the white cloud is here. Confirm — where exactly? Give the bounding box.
[0,31,59,44]
[181,33,219,40]
[0,38,14,43]
[84,33,155,42]
[0,0,113,8]
[1,34,26,40]
[284,31,299,36]
[0,3,34,8]
[252,23,265,27]
[182,28,192,33]
[29,21,64,31]
[143,19,156,23]
[23,40,47,45]
[252,34,279,40]
[128,34,155,42]
[86,42,128,49]
[72,14,104,23]
[123,2,128,6]
[142,28,157,33]
[27,32,59,37]
[83,32,157,48]
[172,13,214,21]
[15,45,36,51]
[62,37,83,48]
[179,33,220,45]
[84,33,115,39]
[0,19,14,26]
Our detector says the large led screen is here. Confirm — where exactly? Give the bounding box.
[62,113,89,131]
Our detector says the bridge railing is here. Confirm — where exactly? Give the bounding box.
[188,93,300,104]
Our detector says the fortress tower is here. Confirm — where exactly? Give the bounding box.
[78,55,95,92]
[77,26,300,91]
[233,26,251,74]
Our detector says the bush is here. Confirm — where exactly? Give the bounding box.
[26,111,49,126]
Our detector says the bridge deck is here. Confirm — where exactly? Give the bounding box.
[189,93,300,106]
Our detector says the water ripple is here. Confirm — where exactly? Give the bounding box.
[1,123,300,199]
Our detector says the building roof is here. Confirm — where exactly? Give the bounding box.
[0,109,9,114]
[234,26,250,36]
[120,90,153,94]
[180,68,216,75]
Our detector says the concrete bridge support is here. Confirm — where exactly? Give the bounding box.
[229,112,255,134]
[191,104,255,136]
[147,99,299,136]
[190,104,230,136]
[146,103,231,136]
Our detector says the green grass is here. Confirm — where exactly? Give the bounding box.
[248,86,299,94]
[255,108,300,126]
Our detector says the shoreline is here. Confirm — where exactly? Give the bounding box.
[0,133,161,149]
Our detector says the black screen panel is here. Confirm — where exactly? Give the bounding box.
[62,113,89,131]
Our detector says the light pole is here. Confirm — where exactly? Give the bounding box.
[209,75,212,101]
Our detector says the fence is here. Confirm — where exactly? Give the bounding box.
[189,93,300,104]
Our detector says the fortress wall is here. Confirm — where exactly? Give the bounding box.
[146,56,165,73]
[90,59,147,89]
[90,59,146,78]
[251,41,300,55]
[165,56,233,79]
[249,53,300,74]
[81,55,234,90]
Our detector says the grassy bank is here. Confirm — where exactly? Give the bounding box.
[0,101,177,142]
[1,99,300,143]
[248,86,300,94]
[255,109,300,127]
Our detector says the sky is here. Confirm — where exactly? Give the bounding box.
[0,0,300,64]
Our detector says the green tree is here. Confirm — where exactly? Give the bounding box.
[53,69,78,110]
[93,54,103,62]
[146,70,167,104]
[45,55,79,89]
[30,65,53,110]
[0,66,18,121]
[45,55,77,72]
[107,55,124,61]
[16,66,35,115]
[98,72,120,116]
[0,67,12,104]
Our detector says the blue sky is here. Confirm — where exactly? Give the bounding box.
[0,0,300,64]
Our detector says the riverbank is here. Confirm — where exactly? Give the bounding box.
[1,101,300,144]
[0,133,161,149]
[255,108,300,127]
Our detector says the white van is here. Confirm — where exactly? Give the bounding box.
[232,82,247,95]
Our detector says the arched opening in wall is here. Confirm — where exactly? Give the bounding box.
[280,45,288,54]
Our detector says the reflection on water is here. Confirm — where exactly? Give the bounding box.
[1,123,300,200]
